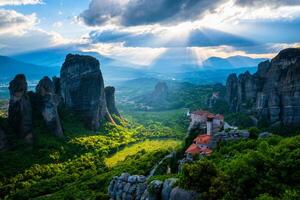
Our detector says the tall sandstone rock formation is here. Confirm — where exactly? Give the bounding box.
[8,74,33,143]
[105,86,122,119]
[36,76,64,137]
[8,74,64,141]
[60,54,115,130]
[226,48,300,126]
[5,54,120,145]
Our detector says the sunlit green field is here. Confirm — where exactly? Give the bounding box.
[105,139,181,167]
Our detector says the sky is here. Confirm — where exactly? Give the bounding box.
[0,0,300,67]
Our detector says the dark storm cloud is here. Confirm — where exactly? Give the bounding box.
[79,0,124,26]
[80,0,226,26]
[89,28,256,48]
[121,0,225,26]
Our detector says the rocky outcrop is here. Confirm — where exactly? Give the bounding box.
[135,81,170,110]
[8,74,33,143]
[226,74,238,112]
[146,180,163,200]
[108,174,181,200]
[36,77,63,137]
[154,82,168,96]
[52,76,61,96]
[161,178,178,200]
[226,48,300,126]
[108,173,147,200]
[105,86,122,119]
[207,92,219,108]
[7,74,65,142]
[60,54,114,130]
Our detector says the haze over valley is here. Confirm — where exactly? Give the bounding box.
[0,1,300,200]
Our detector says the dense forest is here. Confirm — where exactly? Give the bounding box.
[0,104,184,199]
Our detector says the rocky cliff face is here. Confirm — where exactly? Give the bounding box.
[108,173,148,200]
[5,54,121,144]
[8,74,64,141]
[36,77,63,137]
[8,74,33,143]
[108,173,197,200]
[108,173,188,200]
[105,86,122,119]
[60,54,116,130]
[226,48,300,126]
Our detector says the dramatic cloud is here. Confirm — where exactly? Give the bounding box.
[121,0,225,26]
[80,0,226,26]
[79,0,128,26]
[0,0,42,6]
[0,29,68,55]
[0,9,69,55]
[0,9,37,34]
[80,0,300,27]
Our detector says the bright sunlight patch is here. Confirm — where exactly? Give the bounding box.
[105,140,181,168]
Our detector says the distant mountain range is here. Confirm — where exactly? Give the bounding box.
[172,67,258,85]
[0,46,267,85]
[202,56,267,70]
[0,55,59,83]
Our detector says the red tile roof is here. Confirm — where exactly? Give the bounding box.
[185,144,200,154]
[191,110,224,120]
[185,134,213,156]
[194,134,211,144]
[185,144,212,156]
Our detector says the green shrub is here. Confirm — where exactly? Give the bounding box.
[248,126,261,139]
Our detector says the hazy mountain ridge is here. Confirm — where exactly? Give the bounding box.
[203,56,267,70]
[0,55,59,83]
[3,47,265,85]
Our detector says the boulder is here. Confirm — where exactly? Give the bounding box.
[136,182,147,200]
[148,180,163,200]
[169,187,199,200]
[161,178,178,200]
[108,173,147,200]
[8,74,33,143]
[60,54,113,130]
[119,173,130,181]
[36,77,64,137]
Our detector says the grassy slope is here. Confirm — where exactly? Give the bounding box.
[105,140,181,167]
[0,107,184,199]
